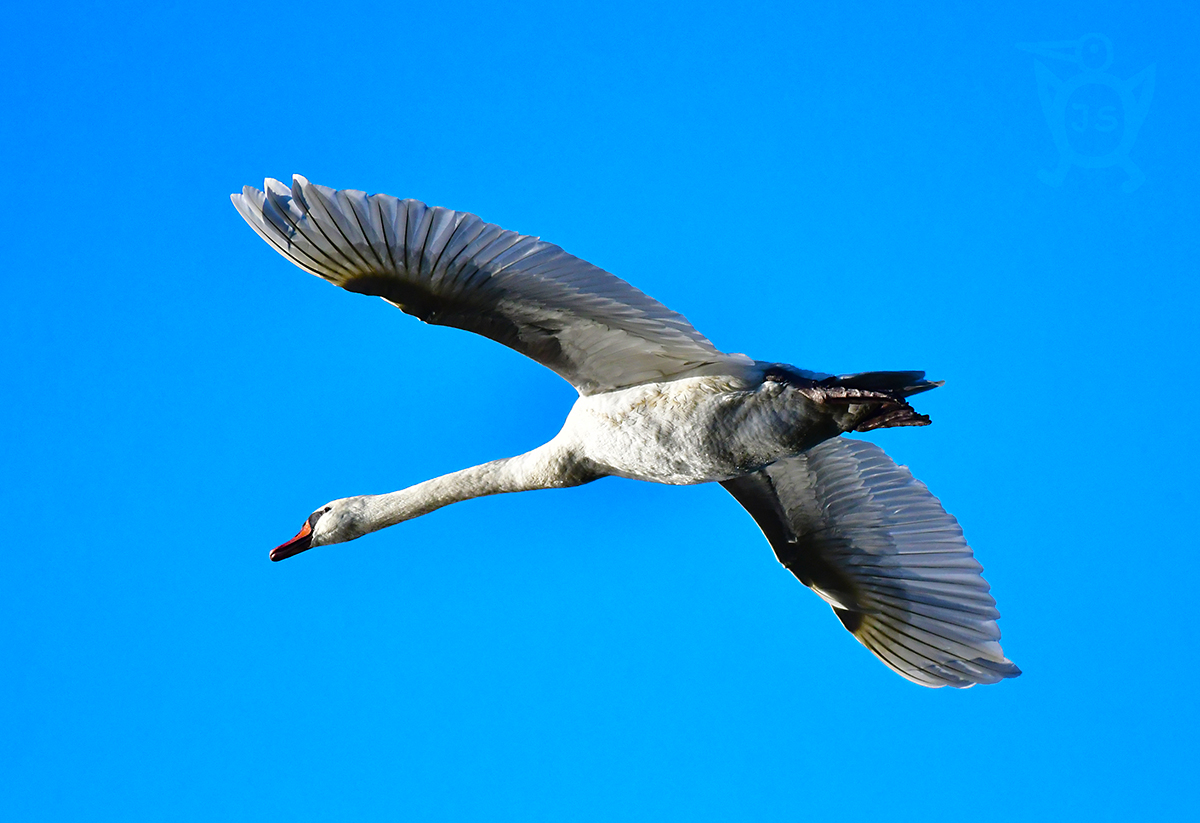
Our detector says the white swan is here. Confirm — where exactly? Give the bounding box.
[232,176,1020,688]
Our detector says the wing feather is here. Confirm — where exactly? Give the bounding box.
[233,175,741,394]
[721,437,1020,688]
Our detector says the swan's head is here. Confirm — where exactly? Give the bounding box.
[270,497,368,561]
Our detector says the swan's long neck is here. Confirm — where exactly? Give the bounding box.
[356,441,597,534]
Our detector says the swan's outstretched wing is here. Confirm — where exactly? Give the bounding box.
[722,437,1020,688]
[232,176,741,395]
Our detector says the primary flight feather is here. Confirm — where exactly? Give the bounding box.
[233,175,1020,688]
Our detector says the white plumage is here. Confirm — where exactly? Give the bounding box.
[233,175,1020,688]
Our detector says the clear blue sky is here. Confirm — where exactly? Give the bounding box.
[3,2,1197,820]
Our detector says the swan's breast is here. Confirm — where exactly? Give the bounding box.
[562,375,803,484]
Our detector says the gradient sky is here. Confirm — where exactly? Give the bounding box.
[3,2,1198,820]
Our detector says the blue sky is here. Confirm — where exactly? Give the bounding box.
[3,1,1197,820]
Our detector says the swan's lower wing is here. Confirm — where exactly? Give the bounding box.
[721,437,1020,688]
[232,176,740,395]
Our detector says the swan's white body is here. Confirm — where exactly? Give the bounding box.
[568,372,819,483]
[233,176,1021,688]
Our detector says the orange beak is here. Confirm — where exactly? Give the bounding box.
[271,520,314,562]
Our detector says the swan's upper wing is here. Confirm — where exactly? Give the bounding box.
[721,437,1020,688]
[232,176,740,395]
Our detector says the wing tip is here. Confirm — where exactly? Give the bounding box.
[852,611,1022,688]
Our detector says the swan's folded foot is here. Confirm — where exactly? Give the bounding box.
[800,371,943,432]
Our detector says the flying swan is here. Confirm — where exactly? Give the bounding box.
[232,176,1020,688]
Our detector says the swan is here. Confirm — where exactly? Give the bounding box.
[232,175,1020,688]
